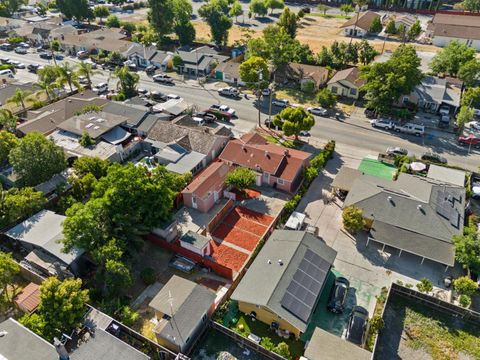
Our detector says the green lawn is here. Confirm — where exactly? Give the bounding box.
[264,135,303,149]
[358,158,397,180]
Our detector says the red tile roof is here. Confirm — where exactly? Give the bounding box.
[182,161,232,199]
[219,133,311,182]
[14,282,40,313]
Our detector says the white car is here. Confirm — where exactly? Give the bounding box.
[468,121,480,130]
[83,58,97,69]
[438,105,450,116]
[307,106,328,116]
[370,118,394,130]
[18,42,30,48]
[78,76,89,85]
[153,73,173,84]
[15,62,25,69]
[261,88,271,96]
[272,99,289,108]
[77,50,88,59]
[92,82,108,94]
[14,47,27,54]
[166,94,181,100]
[211,104,235,115]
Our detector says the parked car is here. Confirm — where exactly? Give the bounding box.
[210,104,236,116]
[307,106,328,116]
[0,69,14,77]
[345,306,369,346]
[393,123,425,136]
[149,90,167,102]
[0,43,14,51]
[14,47,27,54]
[166,94,181,100]
[77,50,89,59]
[299,131,310,136]
[8,60,25,69]
[92,82,108,94]
[421,151,447,164]
[261,88,271,96]
[272,99,289,108]
[386,147,408,156]
[27,63,41,73]
[439,105,450,116]
[194,111,217,123]
[327,277,350,313]
[145,65,156,75]
[83,58,97,69]
[304,224,318,236]
[467,121,480,131]
[39,52,52,59]
[370,118,394,130]
[18,42,30,48]
[152,73,174,84]
[438,115,450,129]
[0,57,10,64]
[364,108,377,119]
[218,87,240,98]
[458,136,480,148]
[137,88,149,95]
[264,118,275,129]
[78,76,89,85]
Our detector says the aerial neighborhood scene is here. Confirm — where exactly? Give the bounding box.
[2,0,480,358]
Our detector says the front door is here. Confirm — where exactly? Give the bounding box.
[256,174,262,186]
[263,172,270,184]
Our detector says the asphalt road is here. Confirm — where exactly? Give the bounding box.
[3,48,479,171]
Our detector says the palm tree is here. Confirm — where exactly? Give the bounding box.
[6,89,32,112]
[0,109,18,130]
[113,65,140,99]
[76,62,100,88]
[349,0,367,45]
[34,79,55,102]
[56,63,81,93]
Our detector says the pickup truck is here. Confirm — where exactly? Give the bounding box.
[152,73,174,84]
[208,104,236,120]
[393,123,424,136]
[218,87,240,98]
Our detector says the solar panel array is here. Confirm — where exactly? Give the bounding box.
[436,191,461,229]
[280,249,330,322]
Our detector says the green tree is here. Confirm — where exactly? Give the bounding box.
[172,54,183,68]
[229,0,243,22]
[198,0,232,46]
[246,37,270,59]
[456,106,474,130]
[249,0,267,17]
[369,16,382,33]
[317,3,330,15]
[357,39,378,65]
[225,167,256,191]
[76,62,100,88]
[33,79,55,102]
[0,130,18,164]
[56,0,93,21]
[461,87,480,108]
[73,157,110,179]
[260,337,274,351]
[458,59,480,87]
[342,205,364,233]
[315,46,334,67]
[0,252,20,302]
[105,14,120,28]
[173,0,195,45]
[273,342,291,359]
[93,5,110,23]
[104,257,133,295]
[453,221,480,273]
[79,131,95,147]
[407,19,421,40]
[430,40,476,76]
[57,62,81,93]
[263,25,298,68]
[6,88,32,112]
[0,187,46,231]
[273,107,315,140]
[265,0,283,15]
[416,278,433,293]
[114,65,140,98]
[0,109,18,131]
[121,21,137,34]
[385,19,397,34]
[9,132,66,187]
[20,277,89,341]
[239,55,269,89]
[453,276,478,297]
[174,18,196,45]
[340,3,353,16]
[0,0,26,17]
[459,294,472,308]
[462,0,480,11]
[316,88,336,109]
[278,7,297,38]
[148,0,175,41]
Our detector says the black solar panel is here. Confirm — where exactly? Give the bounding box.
[281,249,331,323]
[450,210,460,228]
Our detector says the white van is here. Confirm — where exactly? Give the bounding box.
[92,82,108,94]
[0,69,14,78]
[284,211,306,231]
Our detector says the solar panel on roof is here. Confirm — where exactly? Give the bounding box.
[450,210,460,228]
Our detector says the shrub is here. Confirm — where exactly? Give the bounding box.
[114,92,126,101]
[342,205,364,233]
[116,305,139,326]
[316,88,337,109]
[459,294,472,308]
[416,278,433,293]
[140,267,156,285]
[310,152,326,169]
[301,79,315,94]
[225,167,256,191]
[260,337,274,351]
[284,194,301,215]
[75,104,102,115]
[453,276,478,297]
[79,131,95,147]
[304,166,318,184]
[369,315,385,333]
[31,100,46,109]
[274,342,291,359]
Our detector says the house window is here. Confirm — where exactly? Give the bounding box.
[277,178,284,185]
[331,86,337,94]
[350,88,357,96]
[403,96,409,104]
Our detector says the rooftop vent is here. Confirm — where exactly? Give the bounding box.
[267,259,272,264]
[278,259,283,266]
[85,123,94,128]
[0,330,7,337]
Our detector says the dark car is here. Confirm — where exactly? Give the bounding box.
[39,52,53,59]
[421,151,447,164]
[345,306,369,346]
[149,90,167,102]
[145,65,156,75]
[327,277,350,313]
[386,146,408,157]
[27,63,42,73]
[364,108,377,119]
[194,111,217,123]
[0,43,14,51]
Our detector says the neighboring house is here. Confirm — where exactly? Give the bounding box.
[427,14,480,51]
[0,16,26,36]
[60,28,132,55]
[277,62,329,89]
[102,101,151,133]
[343,172,465,268]
[123,43,159,68]
[215,60,244,86]
[304,327,371,360]
[394,14,417,31]
[17,90,108,136]
[175,46,229,77]
[34,172,71,199]
[400,75,462,114]
[4,210,85,278]
[219,133,311,193]
[231,230,337,339]
[327,67,365,99]
[427,164,465,187]
[182,160,232,213]
[341,11,381,37]
[179,231,211,257]
[145,120,230,175]
[149,275,216,353]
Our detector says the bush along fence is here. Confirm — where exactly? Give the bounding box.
[281,140,336,223]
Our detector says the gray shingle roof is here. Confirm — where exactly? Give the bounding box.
[231,230,337,332]
[102,102,150,127]
[180,231,210,249]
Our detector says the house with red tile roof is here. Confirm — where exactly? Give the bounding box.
[182,161,232,213]
[219,133,311,193]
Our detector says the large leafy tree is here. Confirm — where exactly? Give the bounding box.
[458,59,480,88]
[456,106,474,130]
[249,0,267,17]
[453,219,480,274]
[273,107,315,140]
[0,130,18,164]
[265,0,284,14]
[239,56,269,89]
[462,0,480,11]
[430,40,476,76]
[0,187,46,229]
[361,45,423,114]
[357,39,378,65]
[9,132,66,187]
[0,0,26,17]
[114,65,140,99]
[172,0,196,45]
[56,0,93,21]
[93,5,110,23]
[0,252,20,302]
[462,87,480,108]
[278,7,297,38]
[148,0,175,41]
[407,20,421,41]
[263,25,298,69]
[73,157,110,179]
[229,0,243,22]
[199,0,233,46]
[0,109,18,131]
[20,278,89,341]
[226,167,256,191]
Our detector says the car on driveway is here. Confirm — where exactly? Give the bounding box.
[92,82,108,94]
[307,106,328,116]
[78,76,89,85]
[272,99,289,108]
[166,94,181,100]
[145,65,156,75]
[421,151,447,164]
[371,118,394,130]
[327,277,349,313]
[386,147,408,156]
[345,306,369,346]
[39,52,52,59]
[77,50,89,59]
[14,47,27,54]
[439,105,450,116]
[194,111,217,123]
[261,88,271,96]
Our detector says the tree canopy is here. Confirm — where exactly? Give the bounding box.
[369,16,382,33]
[0,187,46,233]
[249,0,267,17]
[462,87,480,108]
[453,219,480,274]
[73,157,110,179]
[458,59,480,88]
[56,0,93,21]
[9,132,66,187]
[239,56,269,89]
[278,7,298,38]
[0,0,26,17]
[0,251,20,302]
[105,14,120,28]
[114,65,140,99]
[342,205,364,233]
[273,107,315,139]
[198,0,232,46]
[430,40,476,76]
[225,167,256,191]
[172,0,196,45]
[0,131,18,164]
[148,0,175,40]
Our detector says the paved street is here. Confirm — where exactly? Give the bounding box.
[4,48,480,171]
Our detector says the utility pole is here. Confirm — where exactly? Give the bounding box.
[257,70,263,127]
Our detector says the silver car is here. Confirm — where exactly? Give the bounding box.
[307,106,328,116]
